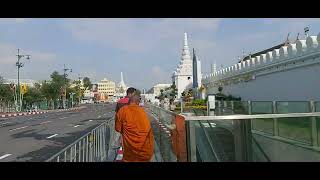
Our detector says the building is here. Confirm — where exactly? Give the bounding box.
[3,79,38,88]
[147,83,171,97]
[202,31,320,101]
[97,78,116,99]
[172,32,193,99]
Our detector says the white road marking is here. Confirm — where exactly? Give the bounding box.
[74,125,80,127]
[0,154,12,160]
[59,117,68,119]
[88,120,93,122]
[40,121,52,125]
[1,122,13,125]
[97,115,101,118]
[9,126,28,131]
[47,134,58,139]
[0,118,9,120]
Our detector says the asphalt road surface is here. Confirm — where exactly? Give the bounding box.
[0,103,115,162]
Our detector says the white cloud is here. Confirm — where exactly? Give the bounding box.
[62,18,221,54]
[0,43,56,65]
[0,42,57,80]
[150,65,169,83]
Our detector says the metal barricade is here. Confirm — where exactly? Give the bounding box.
[46,121,109,162]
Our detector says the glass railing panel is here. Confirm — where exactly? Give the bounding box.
[251,101,274,134]
[251,117,320,162]
[277,102,311,143]
[186,114,320,162]
[193,121,218,162]
[232,101,249,114]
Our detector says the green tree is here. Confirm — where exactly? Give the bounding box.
[0,76,14,103]
[23,84,44,109]
[83,77,92,90]
[169,83,178,103]
[158,89,165,101]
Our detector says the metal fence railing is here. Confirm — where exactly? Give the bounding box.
[0,102,16,113]
[46,121,109,162]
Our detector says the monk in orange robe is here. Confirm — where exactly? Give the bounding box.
[115,89,154,162]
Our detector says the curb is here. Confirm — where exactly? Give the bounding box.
[0,110,49,118]
[0,106,83,119]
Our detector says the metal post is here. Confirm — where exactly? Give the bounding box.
[74,144,77,162]
[273,101,279,136]
[78,141,81,162]
[82,139,85,162]
[17,53,20,112]
[57,156,60,162]
[248,101,253,128]
[101,127,104,161]
[86,136,89,162]
[70,147,72,162]
[97,129,100,161]
[310,101,318,147]
[231,101,234,114]
[94,131,97,160]
[186,121,197,162]
[101,128,103,161]
[218,101,221,115]
[64,151,67,162]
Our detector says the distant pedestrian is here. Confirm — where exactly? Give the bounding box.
[115,87,136,112]
[115,89,154,162]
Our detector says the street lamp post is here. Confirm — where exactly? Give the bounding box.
[63,64,72,109]
[16,49,31,112]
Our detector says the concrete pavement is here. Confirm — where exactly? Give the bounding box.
[0,103,116,162]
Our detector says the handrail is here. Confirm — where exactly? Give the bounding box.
[183,112,320,121]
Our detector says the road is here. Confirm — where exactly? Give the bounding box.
[0,103,115,162]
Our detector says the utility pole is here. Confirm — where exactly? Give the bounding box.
[63,64,72,109]
[16,49,31,112]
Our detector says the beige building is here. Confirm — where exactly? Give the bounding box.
[147,83,171,97]
[97,78,116,98]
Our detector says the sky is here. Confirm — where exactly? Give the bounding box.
[0,18,319,90]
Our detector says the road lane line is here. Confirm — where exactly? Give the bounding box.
[9,126,28,131]
[88,120,93,122]
[0,154,12,160]
[97,115,101,118]
[1,118,8,120]
[40,121,52,125]
[74,125,80,127]
[47,134,58,139]
[1,122,13,125]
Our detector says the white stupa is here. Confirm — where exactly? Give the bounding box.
[114,72,128,100]
[172,32,193,99]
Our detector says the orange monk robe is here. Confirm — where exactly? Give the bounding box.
[115,103,154,162]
